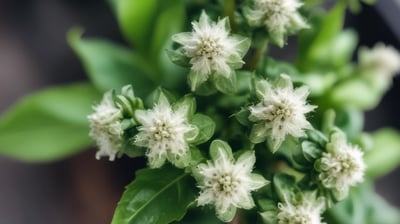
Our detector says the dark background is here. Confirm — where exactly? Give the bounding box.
[0,0,398,223]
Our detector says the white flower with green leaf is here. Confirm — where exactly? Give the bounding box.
[277,192,326,224]
[171,11,251,93]
[249,74,316,152]
[316,130,366,200]
[193,140,268,222]
[359,43,400,83]
[134,93,199,168]
[245,0,308,47]
[88,91,123,161]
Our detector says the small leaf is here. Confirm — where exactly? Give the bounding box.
[190,114,215,145]
[209,140,234,161]
[301,141,323,162]
[0,83,100,161]
[329,78,383,110]
[166,49,190,67]
[112,166,197,224]
[68,29,157,97]
[365,128,400,178]
[273,173,296,203]
[213,73,237,95]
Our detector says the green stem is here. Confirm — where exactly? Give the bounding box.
[244,40,268,71]
[223,0,237,32]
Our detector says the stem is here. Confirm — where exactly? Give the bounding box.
[244,40,268,71]
[223,0,237,32]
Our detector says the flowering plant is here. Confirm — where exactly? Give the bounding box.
[1,0,400,223]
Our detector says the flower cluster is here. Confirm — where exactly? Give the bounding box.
[249,74,316,151]
[193,140,268,222]
[88,91,123,161]
[245,0,308,47]
[359,43,400,78]
[83,3,389,223]
[316,131,366,199]
[171,11,250,93]
[134,94,198,168]
[277,192,326,224]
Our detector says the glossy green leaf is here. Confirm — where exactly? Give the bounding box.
[68,29,157,97]
[150,0,185,57]
[116,0,158,54]
[0,83,100,161]
[365,128,400,178]
[116,0,184,60]
[112,167,197,224]
[190,114,215,145]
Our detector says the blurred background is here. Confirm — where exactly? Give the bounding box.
[0,0,399,223]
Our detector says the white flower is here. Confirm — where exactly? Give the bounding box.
[359,43,400,79]
[249,74,316,152]
[88,92,123,161]
[194,140,268,222]
[277,192,326,224]
[172,11,250,91]
[245,0,308,47]
[134,94,196,168]
[317,131,366,199]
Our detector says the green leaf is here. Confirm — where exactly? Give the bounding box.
[209,140,234,161]
[116,0,184,60]
[0,83,100,161]
[273,173,296,202]
[325,182,400,224]
[190,114,215,145]
[334,107,364,141]
[297,2,346,71]
[329,78,382,110]
[112,166,197,224]
[365,128,400,178]
[150,0,185,57]
[173,207,223,224]
[68,28,157,97]
[116,0,158,54]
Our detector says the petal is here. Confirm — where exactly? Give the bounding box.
[134,110,150,125]
[249,173,269,190]
[171,32,193,45]
[249,123,269,143]
[235,150,256,173]
[197,189,214,206]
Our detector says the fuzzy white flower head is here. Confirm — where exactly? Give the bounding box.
[359,43,400,77]
[134,94,197,168]
[249,74,316,152]
[317,131,366,200]
[194,140,268,222]
[277,192,326,224]
[246,0,308,47]
[172,11,250,91]
[88,92,123,161]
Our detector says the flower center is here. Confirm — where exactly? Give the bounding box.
[197,36,222,60]
[153,119,173,141]
[206,171,241,196]
[270,101,293,122]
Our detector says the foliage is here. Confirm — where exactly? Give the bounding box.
[0,0,399,223]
